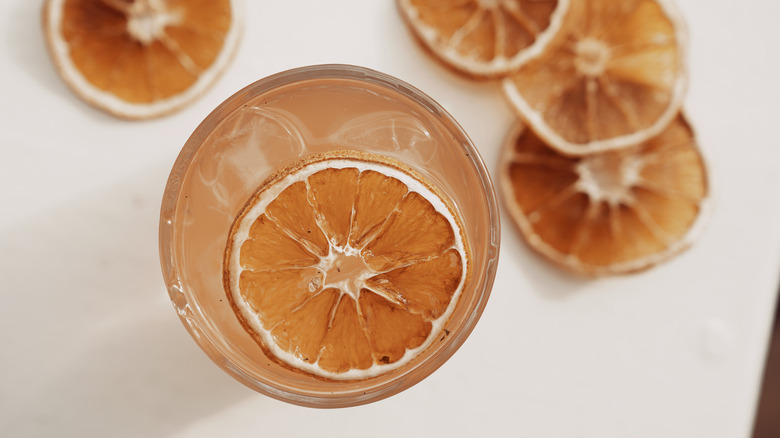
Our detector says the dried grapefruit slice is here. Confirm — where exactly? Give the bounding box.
[224,151,470,380]
[499,114,709,276]
[397,0,570,78]
[42,0,242,119]
[503,0,687,155]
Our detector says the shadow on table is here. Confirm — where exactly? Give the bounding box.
[0,162,274,438]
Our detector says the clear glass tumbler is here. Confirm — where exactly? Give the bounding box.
[159,64,500,407]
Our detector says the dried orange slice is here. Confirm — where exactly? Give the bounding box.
[499,114,709,276]
[223,151,470,380]
[397,0,570,78]
[42,0,242,119]
[503,0,687,155]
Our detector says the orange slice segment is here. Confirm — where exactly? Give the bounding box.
[397,0,570,78]
[498,114,709,276]
[350,169,409,249]
[502,0,687,155]
[362,191,456,272]
[42,0,242,119]
[224,151,470,380]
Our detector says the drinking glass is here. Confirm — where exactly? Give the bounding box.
[159,64,500,407]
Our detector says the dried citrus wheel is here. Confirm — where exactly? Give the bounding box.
[503,0,687,156]
[42,0,242,119]
[499,114,709,276]
[396,0,570,78]
[223,151,470,380]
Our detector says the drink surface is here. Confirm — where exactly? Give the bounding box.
[167,72,497,397]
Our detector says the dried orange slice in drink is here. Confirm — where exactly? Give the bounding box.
[397,0,570,78]
[42,0,242,119]
[503,0,687,155]
[224,151,470,380]
[499,114,709,276]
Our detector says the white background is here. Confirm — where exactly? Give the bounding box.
[2,0,779,437]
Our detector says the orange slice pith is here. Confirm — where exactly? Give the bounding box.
[224,151,470,380]
[42,0,242,119]
[397,0,570,78]
[502,0,687,155]
[499,114,709,276]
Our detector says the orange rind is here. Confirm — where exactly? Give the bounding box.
[499,115,709,276]
[503,0,688,155]
[42,0,242,119]
[397,0,569,78]
[224,151,471,379]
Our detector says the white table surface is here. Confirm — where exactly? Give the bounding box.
[2,1,779,437]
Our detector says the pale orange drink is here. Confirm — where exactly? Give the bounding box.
[159,65,499,407]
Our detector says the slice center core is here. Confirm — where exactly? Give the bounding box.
[574,38,611,77]
[575,153,641,205]
[320,246,373,300]
[476,0,500,9]
[126,0,177,45]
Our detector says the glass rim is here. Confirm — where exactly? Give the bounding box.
[159,64,501,407]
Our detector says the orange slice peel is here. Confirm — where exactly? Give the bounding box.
[397,0,570,78]
[499,114,710,276]
[502,0,688,155]
[42,0,243,119]
[224,151,471,380]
